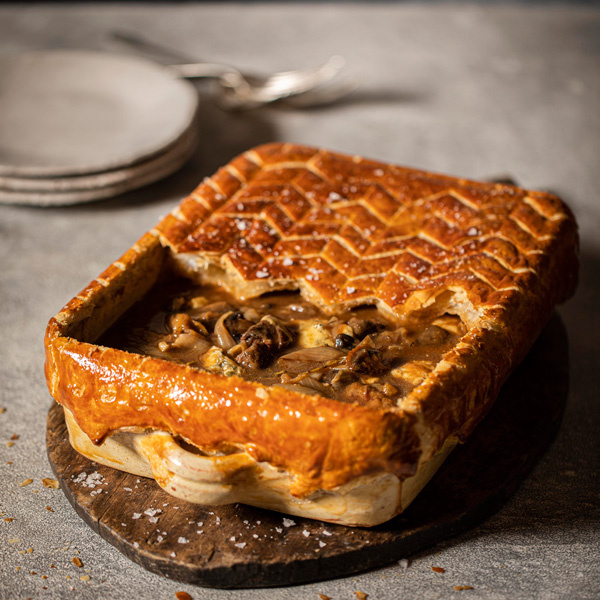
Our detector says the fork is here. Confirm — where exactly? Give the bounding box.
[171,56,347,109]
[111,31,353,110]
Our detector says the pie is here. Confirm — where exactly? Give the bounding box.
[44,143,578,526]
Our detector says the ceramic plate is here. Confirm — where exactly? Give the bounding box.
[0,123,198,194]
[0,50,199,177]
[0,125,198,206]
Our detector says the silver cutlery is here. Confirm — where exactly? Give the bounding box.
[111,31,356,110]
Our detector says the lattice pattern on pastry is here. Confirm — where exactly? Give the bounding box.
[154,143,572,315]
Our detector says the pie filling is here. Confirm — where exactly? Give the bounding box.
[100,282,466,408]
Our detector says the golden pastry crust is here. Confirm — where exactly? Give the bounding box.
[44,143,578,504]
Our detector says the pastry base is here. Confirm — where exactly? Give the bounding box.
[64,407,457,527]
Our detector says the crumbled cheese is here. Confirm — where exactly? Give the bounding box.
[201,347,240,377]
[297,320,334,348]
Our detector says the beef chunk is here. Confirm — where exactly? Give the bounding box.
[238,316,294,369]
[241,316,294,352]
[237,342,271,370]
[224,312,254,341]
[346,346,387,376]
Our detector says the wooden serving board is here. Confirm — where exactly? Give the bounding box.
[46,314,568,589]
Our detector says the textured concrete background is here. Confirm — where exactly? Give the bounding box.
[0,3,599,599]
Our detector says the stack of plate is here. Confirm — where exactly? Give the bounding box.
[0,51,200,206]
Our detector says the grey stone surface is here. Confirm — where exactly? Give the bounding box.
[0,3,598,599]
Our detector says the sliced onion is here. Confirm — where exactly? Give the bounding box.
[277,346,344,374]
[296,376,329,393]
[214,311,236,351]
[181,333,213,355]
[279,347,344,363]
[156,332,212,362]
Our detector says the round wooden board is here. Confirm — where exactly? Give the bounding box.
[46,314,568,589]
